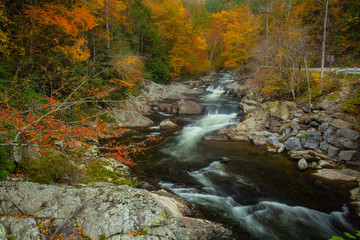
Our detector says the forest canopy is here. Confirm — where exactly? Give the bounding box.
[0,0,359,168]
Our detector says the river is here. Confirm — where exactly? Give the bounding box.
[127,73,359,239]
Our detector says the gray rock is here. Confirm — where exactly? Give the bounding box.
[0,217,41,240]
[278,145,286,153]
[319,122,329,133]
[0,182,232,240]
[327,135,336,144]
[306,128,322,142]
[251,136,268,146]
[267,135,282,148]
[334,138,344,148]
[312,169,357,182]
[304,139,320,150]
[320,142,330,151]
[115,112,154,128]
[158,103,177,114]
[328,146,340,158]
[160,119,179,129]
[330,119,354,130]
[282,132,293,142]
[284,127,292,135]
[297,159,308,170]
[289,150,332,161]
[178,100,203,115]
[340,128,360,141]
[312,113,353,129]
[312,113,331,125]
[311,121,320,127]
[295,110,304,118]
[300,116,311,125]
[0,224,6,240]
[350,187,360,202]
[337,138,356,150]
[339,151,357,161]
[323,127,334,141]
[285,137,303,151]
[318,160,335,169]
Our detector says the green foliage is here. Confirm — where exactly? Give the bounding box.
[0,148,14,180]
[299,133,308,140]
[82,160,138,187]
[342,84,360,116]
[99,234,106,240]
[329,230,360,240]
[20,151,80,184]
[328,94,335,101]
[323,78,342,94]
[146,60,170,83]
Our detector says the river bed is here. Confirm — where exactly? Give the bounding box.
[122,73,360,239]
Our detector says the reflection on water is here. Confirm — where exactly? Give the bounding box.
[132,73,359,239]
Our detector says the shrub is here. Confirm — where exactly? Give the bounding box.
[146,59,170,83]
[342,84,360,117]
[0,148,14,180]
[82,160,138,187]
[323,78,342,94]
[20,151,80,184]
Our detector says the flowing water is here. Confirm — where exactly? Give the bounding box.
[131,73,359,240]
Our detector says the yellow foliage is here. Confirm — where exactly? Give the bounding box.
[56,38,90,62]
[144,0,210,78]
[209,6,261,69]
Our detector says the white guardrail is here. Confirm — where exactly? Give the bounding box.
[305,68,360,76]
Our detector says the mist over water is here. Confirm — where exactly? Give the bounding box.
[135,73,359,239]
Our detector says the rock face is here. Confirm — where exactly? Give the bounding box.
[312,169,358,182]
[160,119,179,129]
[178,99,203,115]
[115,111,154,128]
[0,181,233,240]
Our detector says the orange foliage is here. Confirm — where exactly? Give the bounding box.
[25,3,96,62]
[144,0,210,77]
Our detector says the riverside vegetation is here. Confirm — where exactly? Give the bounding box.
[0,0,360,239]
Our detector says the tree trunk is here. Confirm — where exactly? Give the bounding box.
[304,57,312,117]
[320,0,329,92]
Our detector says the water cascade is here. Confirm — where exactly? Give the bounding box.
[134,73,358,239]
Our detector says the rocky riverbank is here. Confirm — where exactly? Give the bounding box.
[0,181,233,240]
[205,74,360,216]
[0,71,238,240]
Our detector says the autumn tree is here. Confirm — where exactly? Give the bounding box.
[207,5,261,70]
[144,0,211,78]
[252,0,313,99]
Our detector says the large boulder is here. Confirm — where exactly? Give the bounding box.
[340,128,360,141]
[266,101,298,121]
[312,169,358,182]
[160,119,179,129]
[0,217,40,240]
[285,137,302,151]
[0,181,233,240]
[178,100,203,115]
[339,151,357,161]
[115,111,154,128]
[158,103,178,114]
